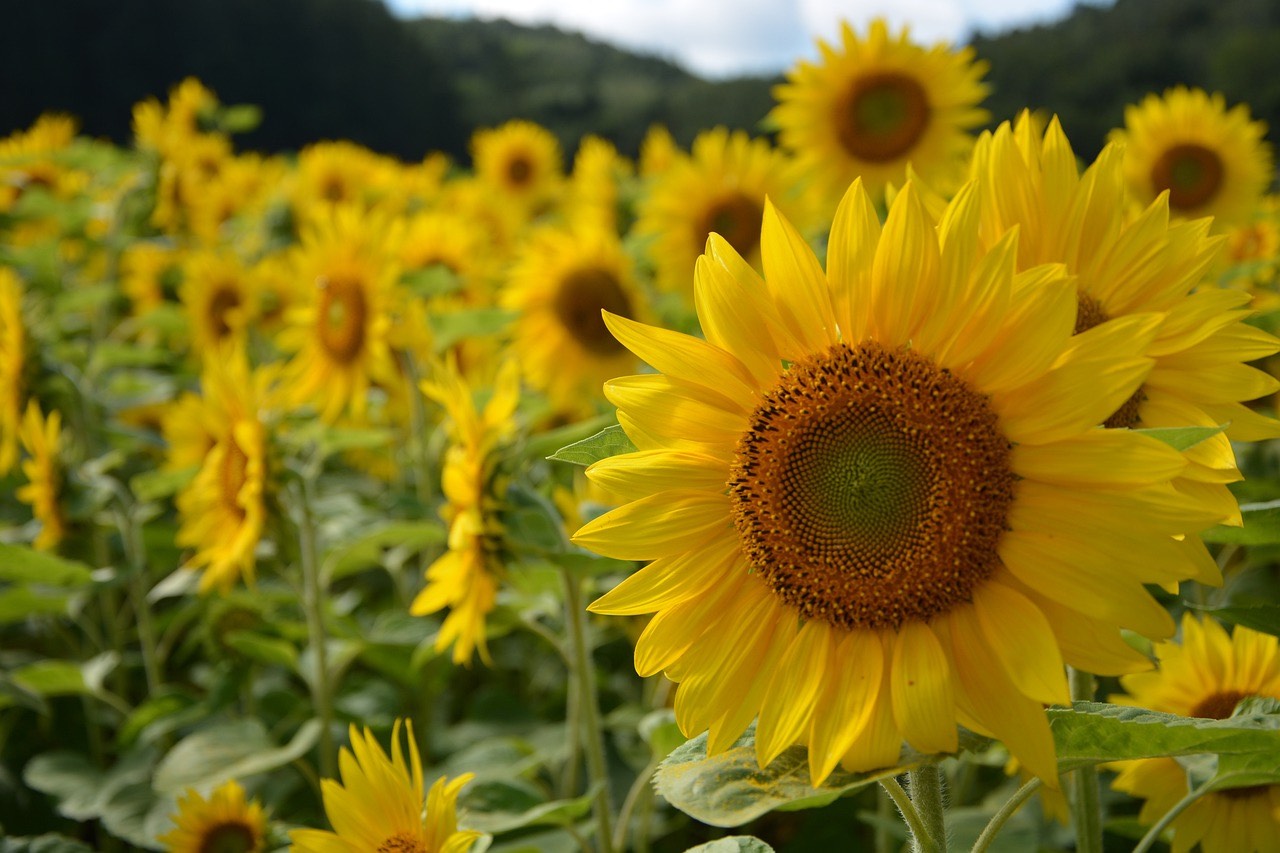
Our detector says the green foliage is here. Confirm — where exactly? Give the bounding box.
[547,424,637,467]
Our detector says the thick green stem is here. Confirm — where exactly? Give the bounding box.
[907,765,948,853]
[880,776,938,853]
[561,569,615,853]
[117,507,160,695]
[1068,667,1102,853]
[1132,778,1213,853]
[875,785,895,853]
[972,778,1042,853]
[297,480,336,780]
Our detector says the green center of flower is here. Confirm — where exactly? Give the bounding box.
[837,72,931,163]
[199,821,258,853]
[697,194,764,259]
[1151,143,1224,211]
[729,341,1016,631]
[1074,294,1145,429]
[552,267,632,356]
[316,274,369,364]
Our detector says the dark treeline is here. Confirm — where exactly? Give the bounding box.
[1,0,1277,164]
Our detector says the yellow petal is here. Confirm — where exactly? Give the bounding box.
[827,178,880,342]
[808,630,884,785]
[588,533,739,616]
[571,491,731,561]
[869,183,940,346]
[693,249,784,387]
[972,582,1070,705]
[760,198,836,353]
[1012,430,1187,486]
[890,620,958,755]
[755,619,833,767]
[586,449,728,503]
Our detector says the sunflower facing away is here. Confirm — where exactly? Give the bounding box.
[0,267,25,475]
[770,18,989,210]
[1110,615,1280,853]
[289,721,481,853]
[1111,86,1274,231]
[410,358,520,666]
[17,402,66,552]
[157,779,266,853]
[574,180,1224,785]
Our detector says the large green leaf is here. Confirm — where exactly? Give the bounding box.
[324,520,446,582]
[1202,499,1280,545]
[1186,601,1280,638]
[461,779,597,834]
[129,467,197,503]
[684,838,776,852]
[152,718,321,794]
[547,425,636,467]
[9,661,86,697]
[0,835,95,853]
[429,308,517,352]
[0,544,95,586]
[0,587,74,624]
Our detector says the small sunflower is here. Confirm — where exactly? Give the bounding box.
[157,779,266,853]
[575,180,1223,786]
[119,242,180,327]
[180,249,257,358]
[471,119,563,215]
[639,124,680,179]
[635,126,806,294]
[0,267,26,475]
[1111,87,1273,231]
[289,721,482,853]
[277,205,403,423]
[503,223,643,415]
[399,209,499,306]
[290,140,403,223]
[410,358,520,666]
[174,352,275,594]
[566,134,631,232]
[1110,615,1280,853]
[769,18,989,208]
[17,402,65,552]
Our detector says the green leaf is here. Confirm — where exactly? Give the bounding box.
[223,630,299,671]
[0,544,95,586]
[129,467,197,503]
[429,308,517,352]
[0,587,74,623]
[547,424,636,467]
[639,709,684,759]
[1186,601,1280,638]
[152,718,322,794]
[24,747,157,824]
[11,661,86,697]
[0,835,95,853]
[684,838,776,853]
[1134,425,1225,452]
[401,265,463,298]
[1202,499,1280,545]
[325,521,447,581]
[218,104,262,134]
[462,779,598,834]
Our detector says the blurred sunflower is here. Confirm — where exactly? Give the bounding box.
[635,127,805,294]
[0,113,86,212]
[639,123,680,179]
[1110,615,1280,853]
[290,721,481,853]
[277,205,403,423]
[399,209,498,305]
[0,268,25,475]
[769,18,989,209]
[410,358,520,666]
[966,114,1280,531]
[290,140,401,222]
[17,402,66,552]
[576,181,1222,785]
[174,352,275,594]
[566,134,631,232]
[1111,87,1273,231]
[158,779,266,853]
[119,242,180,328]
[503,223,642,415]
[471,119,563,216]
[180,249,257,358]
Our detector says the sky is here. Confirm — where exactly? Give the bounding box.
[382,0,1102,78]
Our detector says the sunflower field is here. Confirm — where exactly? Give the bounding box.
[5,16,1280,853]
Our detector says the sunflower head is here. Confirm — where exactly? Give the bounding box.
[158,779,266,853]
[180,250,257,359]
[471,119,564,215]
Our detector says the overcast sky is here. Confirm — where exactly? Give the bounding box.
[383,0,1104,77]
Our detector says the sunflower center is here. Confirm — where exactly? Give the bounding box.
[506,154,534,188]
[198,821,257,853]
[1074,294,1145,429]
[321,175,348,203]
[316,275,368,364]
[208,285,242,339]
[377,833,427,853]
[729,341,1016,631]
[218,436,250,520]
[1191,689,1253,720]
[697,194,764,259]
[552,267,631,356]
[836,72,931,163]
[1151,143,1224,211]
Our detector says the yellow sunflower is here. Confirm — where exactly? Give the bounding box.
[399,209,499,306]
[289,721,482,853]
[769,18,989,210]
[503,223,643,415]
[0,267,26,475]
[290,140,404,224]
[639,124,680,179]
[157,779,266,853]
[174,352,275,594]
[635,126,808,294]
[965,114,1280,531]
[410,358,520,666]
[17,402,66,552]
[1111,86,1274,231]
[1110,615,1280,853]
[0,114,86,213]
[575,180,1225,786]
[566,134,631,232]
[277,205,403,423]
[180,249,257,358]
[119,242,179,326]
[471,119,564,216]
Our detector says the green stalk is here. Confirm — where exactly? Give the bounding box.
[116,507,160,695]
[1132,778,1214,853]
[875,785,895,853]
[971,778,1042,853]
[1068,667,1103,853]
[561,568,615,853]
[880,776,938,853]
[296,479,336,780]
[907,764,948,853]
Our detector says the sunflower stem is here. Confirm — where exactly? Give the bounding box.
[971,777,1042,853]
[1068,667,1103,853]
[907,764,948,852]
[116,506,160,696]
[1132,777,1214,853]
[875,785,895,853]
[880,776,938,853]
[561,567,615,853]
[296,478,337,781]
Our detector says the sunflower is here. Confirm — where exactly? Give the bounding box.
[635,127,808,294]
[174,352,274,594]
[399,209,499,306]
[471,119,563,216]
[769,18,989,210]
[503,223,643,415]
[0,268,25,475]
[639,124,680,179]
[965,114,1280,531]
[574,180,1225,786]
[119,242,180,327]
[180,249,257,358]
[566,134,631,232]
[410,358,520,666]
[289,721,482,853]
[290,140,403,223]
[1111,87,1273,231]
[17,402,66,552]
[277,205,403,423]
[0,114,86,212]
[1110,615,1280,853]
[157,779,267,853]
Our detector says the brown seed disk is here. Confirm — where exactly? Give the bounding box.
[1074,293,1146,429]
[836,72,931,163]
[316,275,369,364]
[696,193,764,259]
[1150,142,1224,211]
[1190,689,1252,720]
[729,341,1016,631]
[552,267,632,356]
